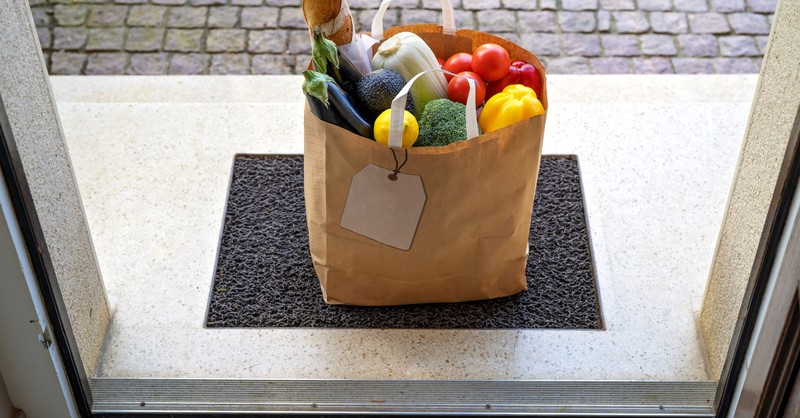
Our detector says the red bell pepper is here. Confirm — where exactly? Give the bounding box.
[486,60,543,101]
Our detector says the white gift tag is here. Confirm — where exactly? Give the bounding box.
[340,163,426,251]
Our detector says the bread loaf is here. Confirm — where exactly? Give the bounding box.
[303,0,355,46]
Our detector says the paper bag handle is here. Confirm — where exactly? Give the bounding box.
[389,69,478,149]
[371,0,456,41]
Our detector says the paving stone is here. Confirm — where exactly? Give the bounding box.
[164,28,204,51]
[115,0,149,4]
[206,28,246,52]
[127,5,167,26]
[53,27,89,50]
[126,27,165,51]
[637,0,672,11]
[54,5,89,26]
[673,0,708,12]
[454,10,475,28]
[727,12,771,34]
[601,34,639,56]
[50,52,86,74]
[613,11,649,33]
[288,30,312,54]
[86,27,126,51]
[232,0,264,5]
[210,53,250,74]
[718,35,759,56]
[476,9,515,32]
[390,0,422,7]
[153,0,187,5]
[755,35,768,53]
[714,57,758,73]
[540,0,557,10]
[241,6,279,29]
[632,57,673,73]
[599,0,635,10]
[677,34,718,56]
[519,33,560,56]
[671,57,714,73]
[517,11,556,32]
[248,29,288,53]
[85,52,128,74]
[278,7,306,29]
[169,53,209,73]
[31,8,51,26]
[562,0,598,11]
[640,34,676,55]
[267,0,299,5]
[546,57,590,74]
[251,54,294,74]
[28,0,46,6]
[558,11,596,33]
[590,57,630,73]
[349,0,380,7]
[128,52,169,73]
[711,0,746,12]
[356,9,399,33]
[191,0,226,5]
[650,12,688,34]
[402,9,441,25]
[687,13,730,34]
[462,0,500,10]
[167,7,208,28]
[493,32,521,44]
[293,54,313,72]
[87,5,129,27]
[748,0,777,13]
[597,10,611,31]
[562,34,600,56]
[37,28,52,49]
[500,0,537,10]
[208,7,240,27]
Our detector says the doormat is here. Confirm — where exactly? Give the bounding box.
[206,155,601,329]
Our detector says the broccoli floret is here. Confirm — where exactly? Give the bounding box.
[414,99,479,147]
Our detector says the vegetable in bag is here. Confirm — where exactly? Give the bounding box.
[371,32,448,119]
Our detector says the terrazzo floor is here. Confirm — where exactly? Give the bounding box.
[52,74,756,380]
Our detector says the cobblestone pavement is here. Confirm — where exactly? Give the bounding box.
[30,0,776,75]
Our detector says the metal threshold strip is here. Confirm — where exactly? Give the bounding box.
[90,378,716,416]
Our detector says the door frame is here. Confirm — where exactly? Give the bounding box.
[716,104,800,415]
[0,95,92,417]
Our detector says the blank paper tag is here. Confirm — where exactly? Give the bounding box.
[340,164,426,251]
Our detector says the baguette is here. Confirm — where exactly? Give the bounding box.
[302,0,355,46]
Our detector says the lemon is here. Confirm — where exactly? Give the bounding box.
[373,109,419,148]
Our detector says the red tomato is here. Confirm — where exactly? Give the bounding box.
[443,53,473,81]
[471,43,511,81]
[437,57,446,70]
[447,71,485,107]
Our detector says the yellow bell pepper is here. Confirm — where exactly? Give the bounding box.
[478,84,544,133]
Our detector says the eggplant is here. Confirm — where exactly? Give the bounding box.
[326,51,362,98]
[302,70,373,140]
[305,94,349,128]
[325,80,373,140]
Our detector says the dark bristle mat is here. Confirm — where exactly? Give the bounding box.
[206,155,602,329]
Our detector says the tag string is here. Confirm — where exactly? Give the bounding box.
[388,148,409,181]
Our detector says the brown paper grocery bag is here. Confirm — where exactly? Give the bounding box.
[303,26,547,306]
